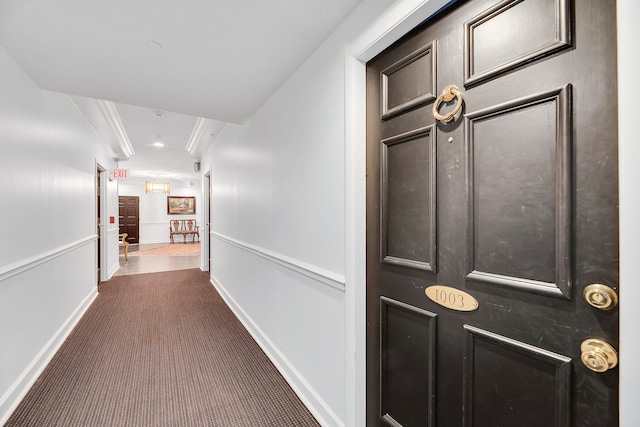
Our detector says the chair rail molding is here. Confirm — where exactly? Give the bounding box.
[212,232,345,291]
[0,235,97,283]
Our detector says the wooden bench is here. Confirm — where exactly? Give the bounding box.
[169,219,200,244]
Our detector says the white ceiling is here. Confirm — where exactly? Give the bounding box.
[113,103,225,185]
[0,0,362,185]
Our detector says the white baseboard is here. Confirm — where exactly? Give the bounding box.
[108,262,120,279]
[209,273,344,427]
[137,239,173,245]
[0,288,98,425]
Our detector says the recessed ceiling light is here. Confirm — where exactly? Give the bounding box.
[153,142,164,147]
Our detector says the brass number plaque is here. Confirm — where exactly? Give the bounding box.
[425,286,479,312]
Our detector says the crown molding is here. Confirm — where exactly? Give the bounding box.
[185,117,226,157]
[96,100,134,158]
[185,117,209,155]
[71,96,134,159]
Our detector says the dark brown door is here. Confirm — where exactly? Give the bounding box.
[118,196,140,244]
[366,1,618,426]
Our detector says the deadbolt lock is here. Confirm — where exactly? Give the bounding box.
[583,283,618,310]
[580,339,618,373]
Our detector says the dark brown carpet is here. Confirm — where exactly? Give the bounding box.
[6,269,320,427]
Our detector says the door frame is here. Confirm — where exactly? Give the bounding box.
[202,171,212,272]
[343,0,638,425]
[96,162,107,282]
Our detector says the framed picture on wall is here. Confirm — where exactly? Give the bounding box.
[167,196,196,215]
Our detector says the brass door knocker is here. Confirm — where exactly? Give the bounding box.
[432,84,464,124]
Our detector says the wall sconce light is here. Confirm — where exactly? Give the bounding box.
[145,180,171,194]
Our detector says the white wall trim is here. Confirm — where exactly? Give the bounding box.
[71,96,134,159]
[185,118,226,158]
[139,220,200,229]
[0,235,97,283]
[0,288,98,425]
[108,262,121,280]
[108,228,122,278]
[108,227,122,278]
[617,1,639,425]
[349,0,454,62]
[95,99,134,158]
[344,53,368,427]
[186,117,210,154]
[209,273,343,427]
[201,171,211,272]
[139,239,172,245]
[212,232,345,291]
[97,164,108,282]
[141,221,200,225]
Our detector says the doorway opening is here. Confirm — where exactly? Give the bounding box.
[204,172,212,272]
[96,164,106,284]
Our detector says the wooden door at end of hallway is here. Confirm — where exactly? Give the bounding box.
[366,0,618,426]
[119,196,140,244]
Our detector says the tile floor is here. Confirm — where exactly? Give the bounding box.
[115,243,201,276]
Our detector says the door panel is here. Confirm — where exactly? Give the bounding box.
[464,0,572,86]
[380,297,436,427]
[366,0,618,426]
[118,196,139,244]
[382,126,437,271]
[465,86,572,296]
[382,42,437,119]
[463,325,572,427]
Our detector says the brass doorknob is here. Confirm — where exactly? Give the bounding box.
[583,283,618,310]
[580,339,618,373]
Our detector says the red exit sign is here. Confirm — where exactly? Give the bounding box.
[111,169,129,179]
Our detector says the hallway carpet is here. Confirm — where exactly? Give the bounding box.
[5,269,319,427]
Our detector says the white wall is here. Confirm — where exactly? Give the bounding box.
[201,1,450,425]
[0,46,118,424]
[117,183,201,244]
